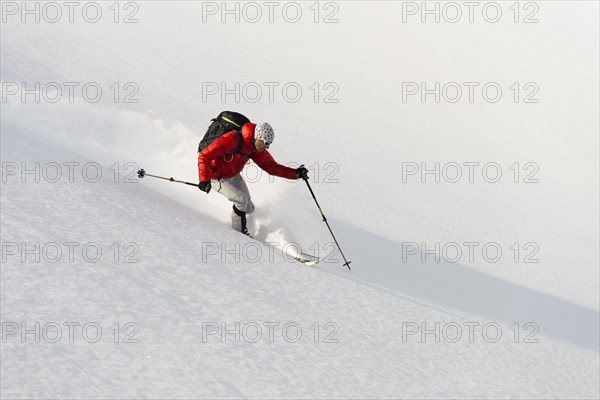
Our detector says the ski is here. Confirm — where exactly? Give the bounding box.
[272,243,323,266]
[238,230,322,265]
[272,243,323,265]
[290,252,322,266]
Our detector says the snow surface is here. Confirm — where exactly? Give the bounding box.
[1,1,599,398]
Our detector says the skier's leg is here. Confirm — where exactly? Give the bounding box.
[232,204,247,233]
[212,174,254,233]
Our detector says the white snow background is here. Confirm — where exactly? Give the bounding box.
[1,1,598,399]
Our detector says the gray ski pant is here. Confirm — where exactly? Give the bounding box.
[211,174,255,232]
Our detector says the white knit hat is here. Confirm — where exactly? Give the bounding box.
[254,122,275,144]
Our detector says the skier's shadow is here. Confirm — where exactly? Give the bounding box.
[322,220,599,352]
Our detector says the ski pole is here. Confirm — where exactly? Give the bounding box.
[137,169,199,188]
[301,168,352,270]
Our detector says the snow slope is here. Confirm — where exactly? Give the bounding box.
[2,116,598,399]
[1,1,599,398]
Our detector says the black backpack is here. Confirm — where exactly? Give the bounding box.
[197,111,250,154]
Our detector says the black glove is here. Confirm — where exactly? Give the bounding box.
[295,166,309,180]
[198,181,211,194]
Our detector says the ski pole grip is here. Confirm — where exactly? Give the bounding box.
[298,164,309,181]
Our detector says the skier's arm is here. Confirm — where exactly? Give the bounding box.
[252,150,298,179]
[197,132,239,181]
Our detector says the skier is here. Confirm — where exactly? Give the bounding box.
[197,122,309,236]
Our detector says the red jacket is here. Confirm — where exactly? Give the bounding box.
[198,123,298,182]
